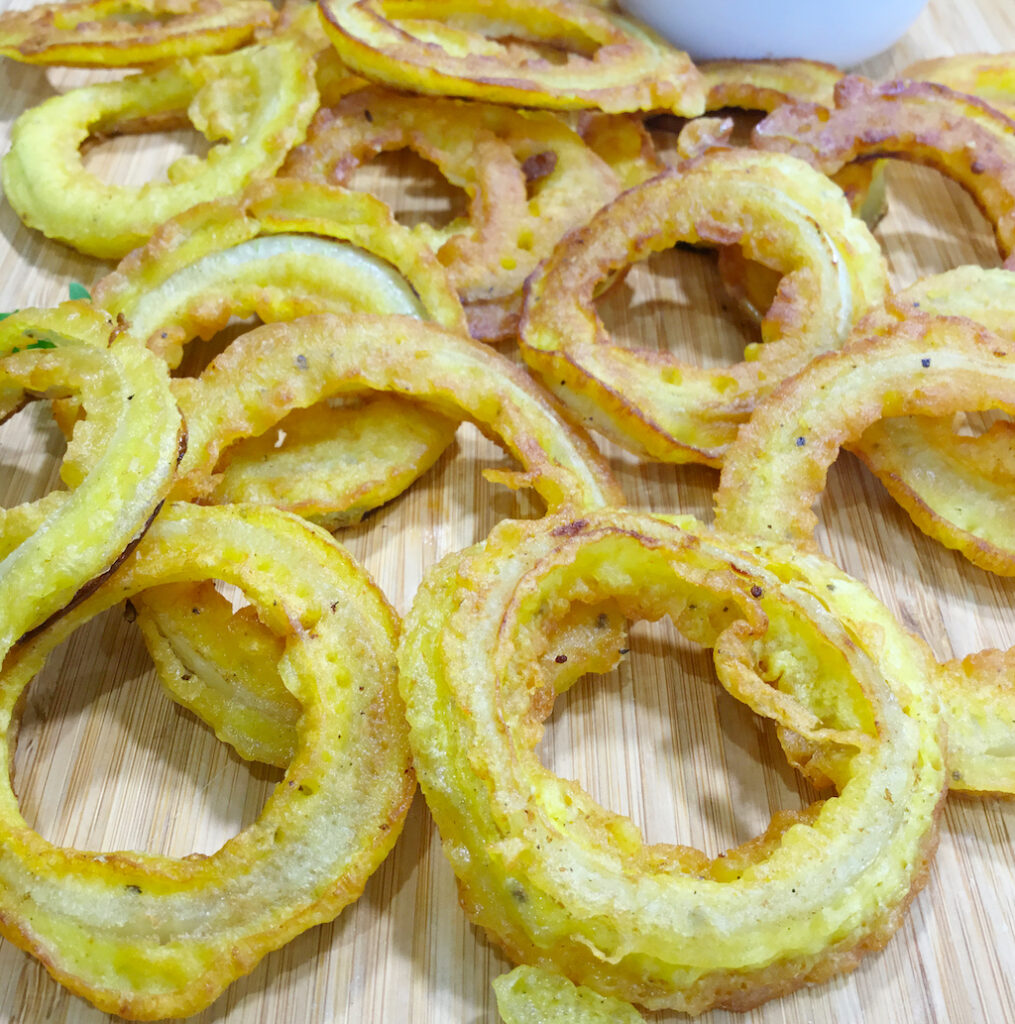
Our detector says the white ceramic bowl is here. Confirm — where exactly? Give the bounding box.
[618,0,930,67]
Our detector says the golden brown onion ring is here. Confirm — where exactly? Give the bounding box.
[753,75,1015,259]
[712,311,1015,794]
[282,86,621,341]
[92,178,466,528]
[905,52,1015,119]
[1,40,317,258]
[519,147,886,465]
[317,0,705,115]
[399,509,944,1014]
[0,502,413,1018]
[851,267,1015,577]
[92,178,464,526]
[170,312,623,515]
[0,304,182,651]
[0,0,275,67]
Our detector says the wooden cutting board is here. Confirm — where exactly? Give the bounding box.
[1,1,1014,1021]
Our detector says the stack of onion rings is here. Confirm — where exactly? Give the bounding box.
[92,177,467,528]
[753,75,1015,261]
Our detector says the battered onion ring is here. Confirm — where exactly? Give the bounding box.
[692,59,888,318]
[281,86,621,341]
[1,40,318,258]
[317,0,705,115]
[905,52,1015,119]
[712,312,1015,794]
[399,509,944,1014]
[851,267,1015,577]
[92,178,465,528]
[0,304,183,651]
[170,312,623,515]
[0,502,413,1018]
[93,177,468,364]
[494,965,644,1023]
[753,75,1015,259]
[0,0,276,67]
[519,146,887,465]
[699,57,886,224]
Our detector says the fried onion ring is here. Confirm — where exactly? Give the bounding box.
[316,0,705,115]
[281,86,621,341]
[850,267,1015,577]
[2,40,318,258]
[0,0,276,67]
[712,311,1015,794]
[753,75,1015,259]
[519,146,887,465]
[905,52,1015,120]
[0,502,413,1018]
[0,304,183,650]
[399,509,944,1014]
[170,312,623,515]
[91,178,464,528]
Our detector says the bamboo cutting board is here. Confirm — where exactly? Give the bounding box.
[1,1,1015,1021]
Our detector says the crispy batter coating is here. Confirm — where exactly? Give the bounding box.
[494,965,645,1023]
[0,0,276,66]
[169,312,623,515]
[520,147,886,465]
[282,86,622,340]
[399,510,944,1014]
[0,503,414,1019]
[0,304,182,650]
[905,52,1015,119]
[317,0,705,115]
[713,310,1015,794]
[2,40,318,257]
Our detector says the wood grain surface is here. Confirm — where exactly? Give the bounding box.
[1,1,1015,1021]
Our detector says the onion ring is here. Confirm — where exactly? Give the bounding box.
[281,85,621,341]
[0,303,183,650]
[850,266,1015,576]
[170,312,623,515]
[519,146,887,465]
[316,0,705,115]
[753,75,1015,259]
[0,501,413,1018]
[712,311,1015,794]
[399,509,944,1014]
[2,39,318,258]
[91,178,465,528]
[905,52,1015,119]
[0,0,276,67]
